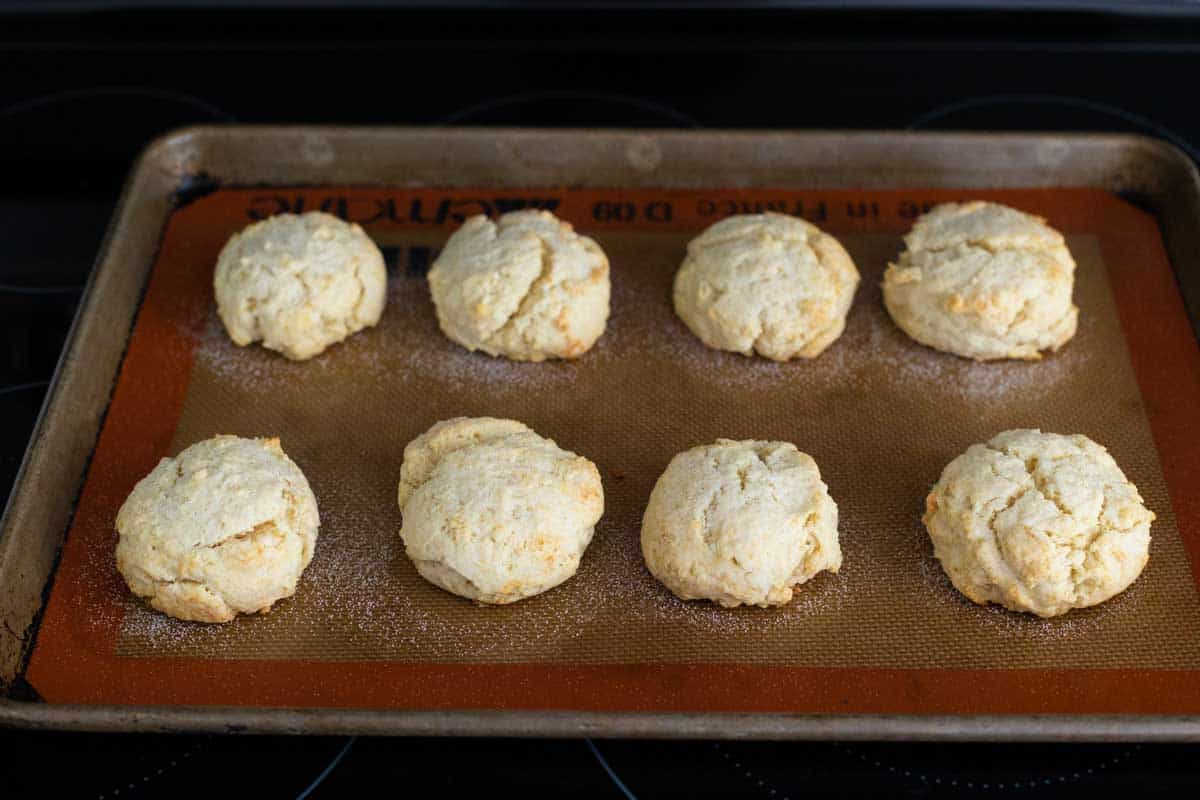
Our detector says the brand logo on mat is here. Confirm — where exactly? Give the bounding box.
[246,194,563,225]
[694,198,830,221]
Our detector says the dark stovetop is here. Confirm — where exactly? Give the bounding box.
[2,5,1200,797]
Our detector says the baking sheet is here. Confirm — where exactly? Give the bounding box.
[24,186,1200,715]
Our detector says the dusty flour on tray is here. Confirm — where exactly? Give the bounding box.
[914,546,1142,644]
[196,254,1085,403]
[194,274,581,395]
[193,305,383,390]
[163,270,1093,661]
[592,272,1088,401]
[111,226,1195,673]
[564,501,855,648]
[311,520,610,661]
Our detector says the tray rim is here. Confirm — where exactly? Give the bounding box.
[3,124,1200,738]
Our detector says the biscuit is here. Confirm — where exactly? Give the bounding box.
[883,201,1078,360]
[672,213,860,361]
[924,429,1154,617]
[427,210,610,361]
[214,211,387,360]
[640,439,842,607]
[115,435,320,623]
[397,417,604,604]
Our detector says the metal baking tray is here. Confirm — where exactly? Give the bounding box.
[2,127,1199,739]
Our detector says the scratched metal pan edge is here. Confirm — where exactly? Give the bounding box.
[1,125,1198,737]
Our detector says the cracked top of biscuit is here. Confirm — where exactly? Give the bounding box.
[672,213,860,361]
[115,435,320,623]
[427,210,610,361]
[214,211,387,361]
[397,416,533,510]
[924,428,1154,617]
[902,201,1069,257]
[397,417,604,604]
[640,438,842,608]
[883,201,1078,361]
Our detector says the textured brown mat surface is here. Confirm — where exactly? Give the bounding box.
[116,232,1196,669]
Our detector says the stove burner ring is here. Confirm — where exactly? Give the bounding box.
[437,90,701,128]
[588,738,1149,798]
[0,85,236,125]
[830,741,1145,793]
[0,380,49,397]
[295,737,356,800]
[588,739,639,800]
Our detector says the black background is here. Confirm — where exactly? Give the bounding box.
[2,3,1200,796]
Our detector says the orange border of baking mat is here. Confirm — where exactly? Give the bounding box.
[26,187,1200,713]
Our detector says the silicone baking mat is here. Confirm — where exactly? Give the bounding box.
[25,186,1200,714]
